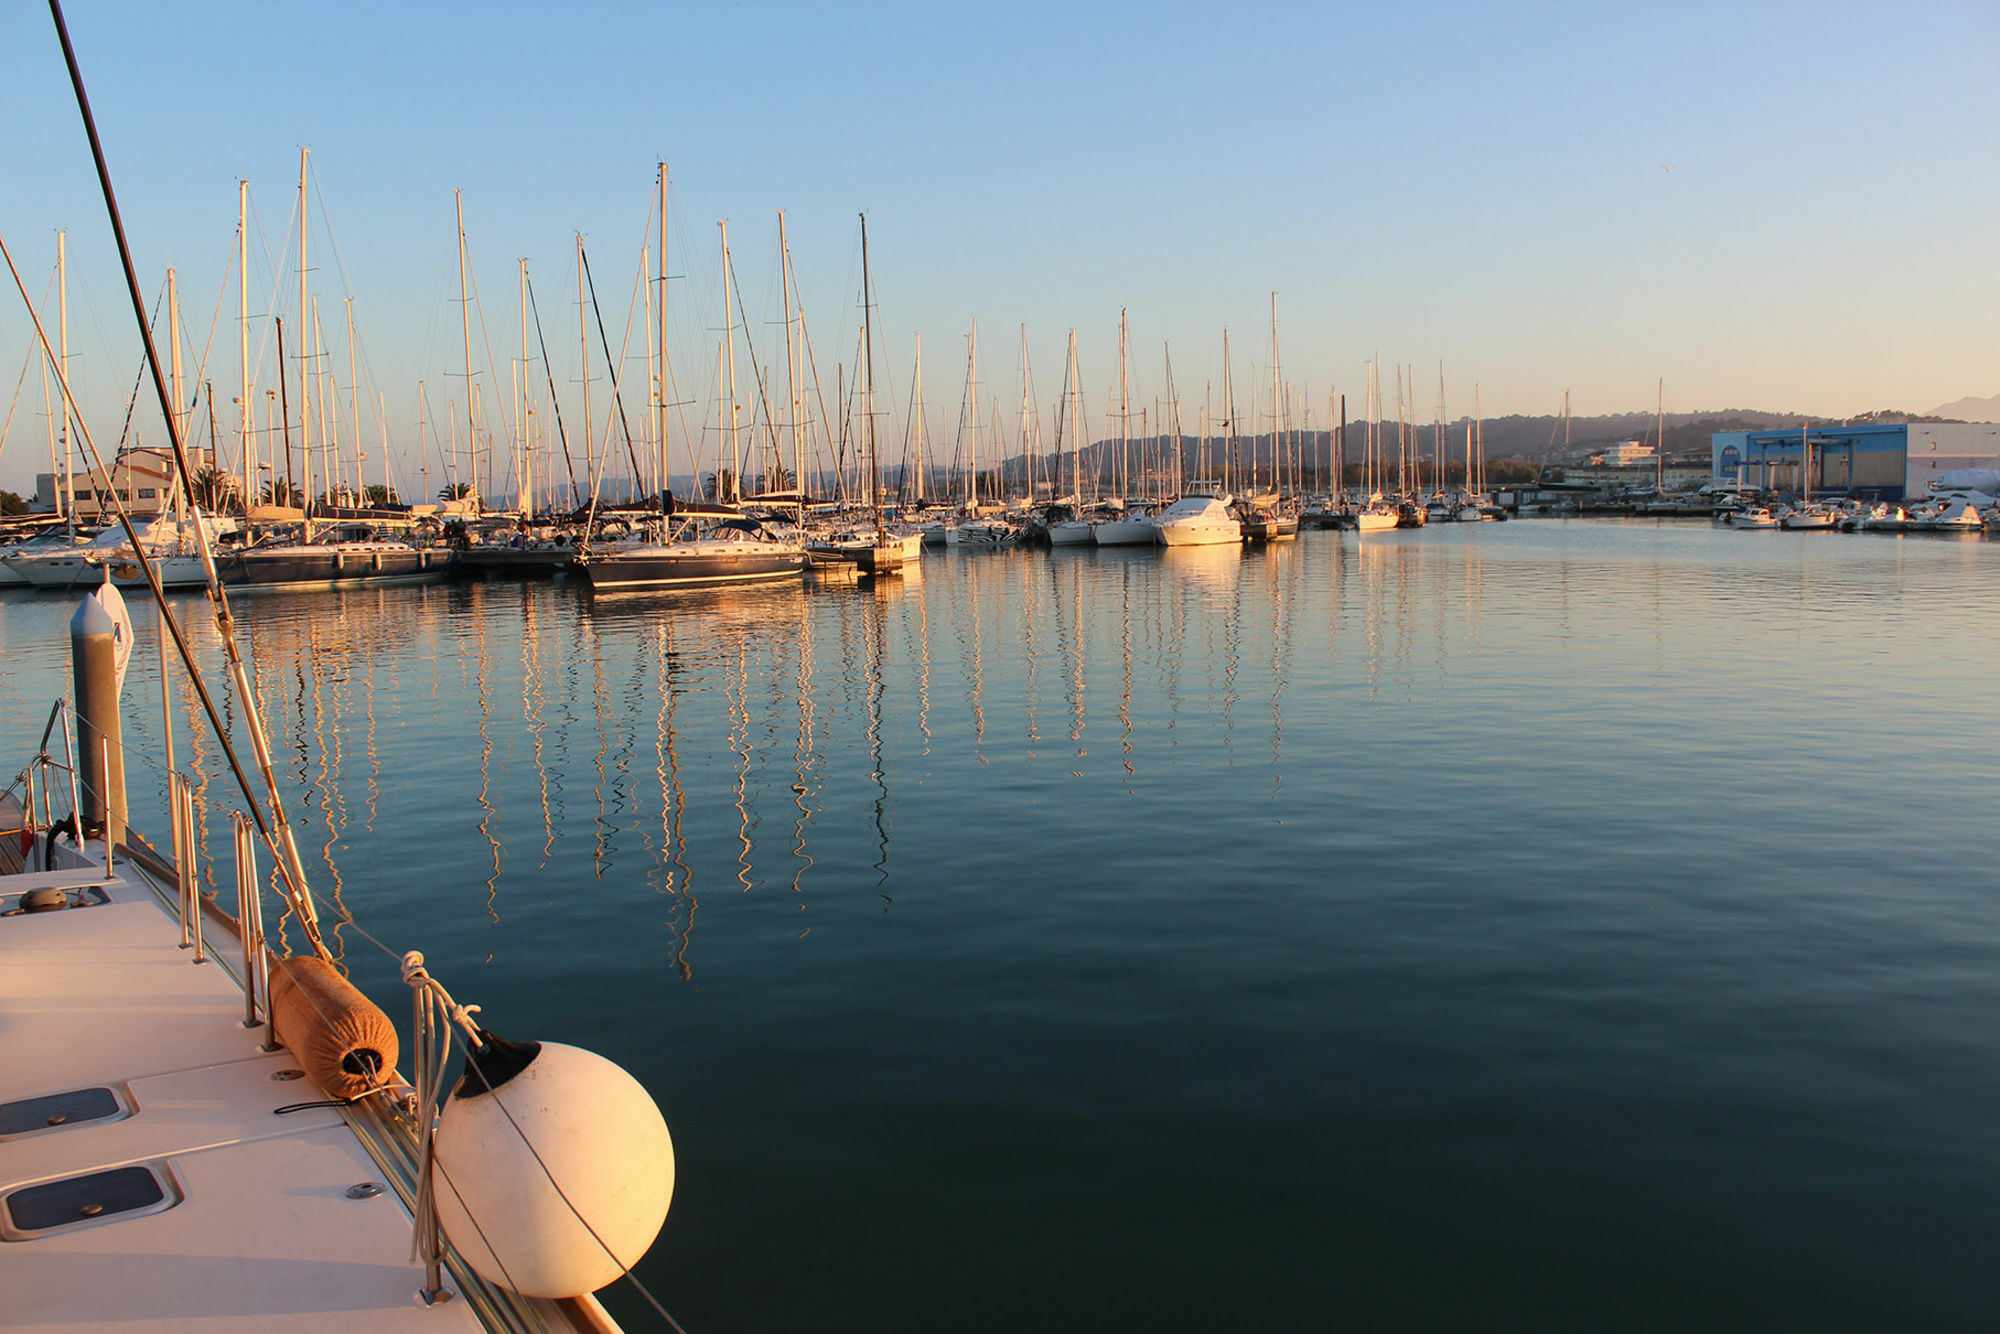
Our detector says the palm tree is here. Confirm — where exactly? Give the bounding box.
[262,479,303,508]
[364,483,400,506]
[190,466,238,512]
[438,481,473,503]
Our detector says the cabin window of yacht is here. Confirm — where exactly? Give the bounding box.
[138,489,155,499]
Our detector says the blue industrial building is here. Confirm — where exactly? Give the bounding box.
[1711,422,2000,501]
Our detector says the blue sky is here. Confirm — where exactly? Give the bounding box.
[2,1,1995,496]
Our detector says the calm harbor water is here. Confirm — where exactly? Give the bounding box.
[4,519,1999,1331]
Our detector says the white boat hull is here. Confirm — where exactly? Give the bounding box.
[1093,519,1157,546]
[1156,519,1241,546]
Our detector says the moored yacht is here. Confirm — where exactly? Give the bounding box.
[578,510,806,591]
[5,512,243,591]
[1092,501,1160,546]
[1149,483,1241,547]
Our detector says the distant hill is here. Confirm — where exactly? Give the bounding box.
[1928,393,2000,423]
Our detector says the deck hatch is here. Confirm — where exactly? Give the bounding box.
[4,1164,173,1235]
[0,1085,125,1136]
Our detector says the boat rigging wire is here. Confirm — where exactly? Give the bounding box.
[524,266,583,509]
[38,0,330,959]
[578,239,646,495]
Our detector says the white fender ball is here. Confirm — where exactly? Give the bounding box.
[431,1040,674,1298]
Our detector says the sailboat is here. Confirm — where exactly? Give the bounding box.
[1239,295,1298,542]
[578,205,805,591]
[851,214,903,575]
[1044,330,1098,546]
[1354,361,1399,532]
[1094,311,1158,546]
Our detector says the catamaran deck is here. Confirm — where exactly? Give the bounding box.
[0,803,606,1332]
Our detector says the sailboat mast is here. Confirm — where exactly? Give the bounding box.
[305,297,320,522]
[56,230,72,523]
[297,148,312,529]
[345,297,359,506]
[519,258,531,515]
[860,214,882,535]
[455,189,477,507]
[780,209,801,515]
[967,319,979,508]
[719,220,739,500]
[656,164,669,507]
[1117,309,1129,501]
[1221,327,1235,496]
[1656,377,1666,494]
[238,181,252,509]
[1067,329,1083,500]
[1476,383,1485,496]
[167,267,185,456]
[1019,324,1032,501]
[1337,391,1346,494]
[913,336,925,503]
[576,233,593,502]
[1202,381,1212,483]
[1270,292,1281,498]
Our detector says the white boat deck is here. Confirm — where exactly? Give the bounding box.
[0,857,504,1332]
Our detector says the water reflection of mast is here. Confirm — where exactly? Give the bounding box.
[1359,540,1386,701]
[521,586,557,864]
[1161,555,1185,737]
[314,612,355,958]
[727,640,756,893]
[1056,558,1086,754]
[1267,543,1293,793]
[789,580,820,901]
[652,615,696,979]
[1118,561,1135,780]
[1220,558,1241,763]
[361,598,383,836]
[864,582,892,883]
[471,584,503,923]
[964,557,987,749]
[582,602,616,872]
[913,571,934,755]
[174,611,222,896]
[1019,552,1043,748]
[252,611,293,957]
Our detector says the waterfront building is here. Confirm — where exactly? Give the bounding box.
[1592,441,1656,467]
[1560,456,1709,490]
[32,445,215,518]
[1710,422,2000,500]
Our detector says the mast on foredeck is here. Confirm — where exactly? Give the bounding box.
[780,209,802,522]
[655,164,670,510]
[720,220,739,502]
[238,181,253,511]
[456,189,478,509]
[58,229,72,524]
[297,149,312,533]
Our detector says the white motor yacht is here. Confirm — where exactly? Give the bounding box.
[1148,484,1242,548]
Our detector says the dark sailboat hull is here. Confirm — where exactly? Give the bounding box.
[578,545,806,591]
[214,545,448,589]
